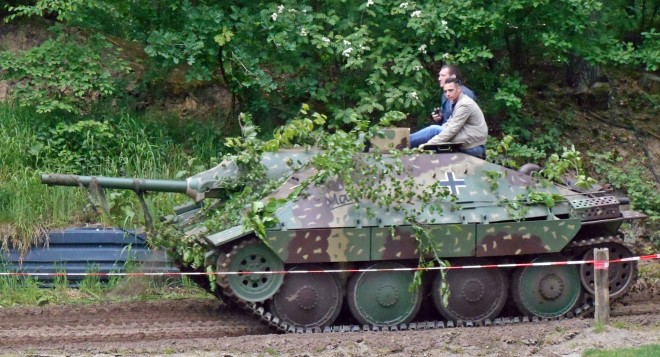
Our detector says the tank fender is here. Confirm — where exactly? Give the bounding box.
[205,225,253,247]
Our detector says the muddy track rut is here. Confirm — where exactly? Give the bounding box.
[0,276,657,356]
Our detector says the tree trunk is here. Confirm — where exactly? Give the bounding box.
[565,54,600,92]
[504,32,525,72]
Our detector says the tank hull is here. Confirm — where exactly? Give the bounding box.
[41,146,645,331]
[205,152,643,329]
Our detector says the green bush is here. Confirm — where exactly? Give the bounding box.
[31,120,121,173]
[590,151,660,221]
[0,27,129,114]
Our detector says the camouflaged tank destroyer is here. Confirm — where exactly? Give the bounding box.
[41,128,646,330]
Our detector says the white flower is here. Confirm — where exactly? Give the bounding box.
[409,91,419,100]
[288,9,298,13]
[278,5,284,13]
[322,37,331,44]
[441,20,448,27]
[399,2,409,8]
[414,65,423,71]
[271,13,278,21]
[343,40,351,46]
[411,10,421,17]
[300,27,307,36]
[342,47,353,57]
[418,44,427,54]
[442,53,450,59]
[367,0,374,6]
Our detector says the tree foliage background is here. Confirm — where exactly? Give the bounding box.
[2,0,658,125]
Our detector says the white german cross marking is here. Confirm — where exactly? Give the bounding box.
[439,172,466,195]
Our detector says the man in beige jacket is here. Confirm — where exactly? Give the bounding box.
[415,78,488,158]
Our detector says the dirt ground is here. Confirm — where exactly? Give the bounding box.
[0,273,658,357]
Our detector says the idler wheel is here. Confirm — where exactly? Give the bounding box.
[269,265,343,328]
[347,262,422,326]
[219,238,284,302]
[512,255,582,318]
[579,242,636,300]
[432,258,508,321]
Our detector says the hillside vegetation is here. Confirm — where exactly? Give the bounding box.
[0,1,658,255]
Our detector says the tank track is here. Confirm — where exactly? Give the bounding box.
[213,234,639,334]
[216,239,256,310]
[236,298,594,334]
[566,235,627,250]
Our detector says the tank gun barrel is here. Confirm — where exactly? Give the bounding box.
[41,174,197,198]
[40,149,320,203]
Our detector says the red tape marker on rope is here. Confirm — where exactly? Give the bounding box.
[593,260,609,270]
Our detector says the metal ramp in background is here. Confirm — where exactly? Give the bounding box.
[1,227,178,285]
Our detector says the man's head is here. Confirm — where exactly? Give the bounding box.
[443,78,462,102]
[438,65,461,87]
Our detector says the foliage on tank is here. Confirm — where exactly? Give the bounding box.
[147,106,607,290]
[151,107,446,275]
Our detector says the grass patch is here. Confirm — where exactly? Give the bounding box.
[0,274,210,307]
[0,101,226,252]
[639,261,660,279]
[0,275,43,306]
[593,321,607,333]
[0,257,210,307]
[610,320,629,329]
[264,348,281,357]
[584,344,660,357]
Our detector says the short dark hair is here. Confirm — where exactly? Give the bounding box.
[444,77,462,86]
[441,64,462,81]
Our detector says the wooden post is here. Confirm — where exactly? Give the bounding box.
[594,247,610,325]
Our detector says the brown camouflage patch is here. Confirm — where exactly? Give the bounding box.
[373,227,418,260]
[267,228,370,263]
[370,128,411,151]
[477,231,547,256]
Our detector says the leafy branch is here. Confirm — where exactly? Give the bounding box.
[540,145,597,189]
